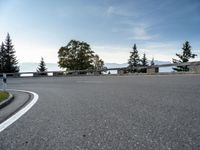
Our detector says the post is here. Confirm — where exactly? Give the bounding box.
[2,73,7,91]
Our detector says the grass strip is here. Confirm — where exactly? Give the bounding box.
[0,91,9,103]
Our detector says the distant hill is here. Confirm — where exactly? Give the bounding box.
[19,60,172,73]
[105,60,171,68]
[105,60,172,72]
[105,63,128,68]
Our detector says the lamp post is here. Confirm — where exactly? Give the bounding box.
[2,73,7,91]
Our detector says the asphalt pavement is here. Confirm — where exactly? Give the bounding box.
[0,75,200,150]
[0,90,30,123]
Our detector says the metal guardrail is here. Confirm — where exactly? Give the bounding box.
[0,61,200,77]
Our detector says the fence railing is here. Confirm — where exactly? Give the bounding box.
[0,61,200,77]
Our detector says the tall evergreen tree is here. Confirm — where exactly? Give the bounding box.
[150,57,155,66]
[141,53,148,66]
[173,41,197,71]
[140,53,148,73]
[0,42,6,73]
[37,57,47,74]
[3,33,19,73]
[128,44,140,72]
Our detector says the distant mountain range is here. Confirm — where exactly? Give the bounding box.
[19,63,61,72]
[104,60,172,72]
[19,60,172,73]
[104,60,171,68]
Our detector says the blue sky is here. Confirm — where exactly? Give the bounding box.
[0,0,199,63]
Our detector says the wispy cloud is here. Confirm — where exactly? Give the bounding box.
[142,42,180,51]
[140,42,179,62]
[111,22,158,41]
[106,6,135,17]
[129,25,155,40]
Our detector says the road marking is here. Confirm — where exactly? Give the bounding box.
[0,89,39,133]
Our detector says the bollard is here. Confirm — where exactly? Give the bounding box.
[2,73,7,91]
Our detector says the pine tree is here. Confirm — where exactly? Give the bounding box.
[0,42,6,73]
[128,44,140,72]
[173,41,197,71]
[37,57,47,75]
[3,33,19,73]
[140,53,148,73]
[150,57,155,66]
[141,53,148,66]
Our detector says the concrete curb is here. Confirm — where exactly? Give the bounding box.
[0,92,14,109]
[0,90,38,132]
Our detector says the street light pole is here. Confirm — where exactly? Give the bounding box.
[2,73,7,91]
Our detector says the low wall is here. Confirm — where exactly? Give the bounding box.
[1,61,200,77]
[147,67,159,74]
[33,72,48,77]
[117,70,125,75]
[189,65,200,73]
[53,72,64,76]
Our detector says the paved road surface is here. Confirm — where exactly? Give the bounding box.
[0,75,200,150]
[0,91,30,123]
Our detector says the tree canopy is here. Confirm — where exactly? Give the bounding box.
[140,53,148,73]
[93,54,105,74]
[173,41,197,71]
[58,40,104,72]
[93,54,104,70]
[128,44,140,67]
[37,57,47,72]
[150,58,155,66]
[128,44,140,72]
[0,33,19,73]
[141,53,148,66]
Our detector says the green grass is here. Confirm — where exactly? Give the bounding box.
[0,91,9,103]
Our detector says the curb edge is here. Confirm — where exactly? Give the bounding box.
[0,92,14,109]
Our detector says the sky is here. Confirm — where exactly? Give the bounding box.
[0,0,200,63]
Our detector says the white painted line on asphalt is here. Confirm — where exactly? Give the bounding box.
[0,89,39,133]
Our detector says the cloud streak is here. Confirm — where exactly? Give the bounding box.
[129,25,156,40]
[106,6,136,17]
[111,21,157,41]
